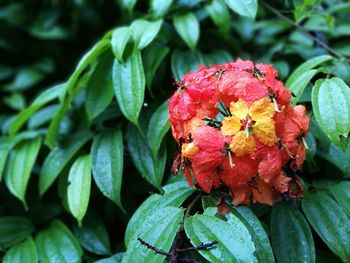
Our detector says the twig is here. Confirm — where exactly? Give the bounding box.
[261,1,350,62]
[177,241,218,253]
[185,194,201,218]
[137,238,172,257]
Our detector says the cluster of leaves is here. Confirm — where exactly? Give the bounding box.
[1,0,350,262]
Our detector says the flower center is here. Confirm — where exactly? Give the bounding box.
[240,115,256,137]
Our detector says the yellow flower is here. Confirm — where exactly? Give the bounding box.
[221,98,277,157]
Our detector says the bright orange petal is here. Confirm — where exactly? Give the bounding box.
[230,131,256,157]
[229,99,249,120]
[181,142,199,158]
[221,116,241,136]
[250,97,275,120]
[253,120,277,146]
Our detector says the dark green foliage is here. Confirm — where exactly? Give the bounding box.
[1,0,350,262]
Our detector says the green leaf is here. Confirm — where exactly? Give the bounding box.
[330,181,350,217]
[270,202,315,263]
[302,192,350,262]
[311,77,350,147]
[125,181,195,246]
[73,212,111,256]
[67,155,91,225]
[206,0,231,35]
[91,129,124,208]
[225,0,258,19]
[318,142,350,176]
[28,105,59,130]
[184,210,256,262]
[171,49,203,81]
[202,50,233,66]
[0,138,12,181]
[112,50,145,126]
[35,220,83,263]
[150,0,173,17]
[122,207,183,263]
[111,27,131,62]
[125,124,166,189]
[147,100,170,158]
[173,13,199,50]
[0,217,33,250]
[3,237,38,263]
[94,253,124,263]
[286,55,333,88]
[46,40,110,148]
[117,0,137,13]
[232,206,275,263]
[39,130,91,196]
[130,19,163,50]
[4,137,41,207]
[143,42,169,93]
[8,84,65,136]
[3,93,26,111]
[85,51,114,121]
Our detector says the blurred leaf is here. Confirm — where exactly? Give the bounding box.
[125,124,166,190]
[0,138,12,181]
[171,49,203,81]
[202,50,233,66]
[91,129,124,208]
[9,83,65,136]
[270,202,315,263]
[4,137,41,207]
[130,19,163,50]
[111,27,131,62]
[35,220,83,263]
[0,217,33,250]
[185,208,256,262]
[67,155,91,225]
[206,0,231,35]
[28,105,59,129]
[3,237,38,263]
[112,49,145,126]
[117,0,138,13]
[150,0,173,17]
[143,42,169,93]
[173,13,199,50]
[94,253,124,263]
[311,77,350,148]
[225,0,257,19]
[3,93,26,111]
[330,181,350,217]
[147,100,170,158]
[273,60,290,80]
[3,68,44,92]
[39,130,91,196]
[85,51,114,121]
[125,181,195,246]
[302,192,350,262]
[318,141,350,176]
[123,207,183,263]
[73,212,111,256]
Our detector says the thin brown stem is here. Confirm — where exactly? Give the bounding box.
[185,193,201,218]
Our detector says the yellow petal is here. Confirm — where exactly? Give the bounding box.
[182,142,199,158]
[230,99,249,120]
[250,98,275,121]
[230,131,256,157]
[221,116,241,136]
[254,120,277,146]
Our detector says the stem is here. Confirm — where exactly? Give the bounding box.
[261,1,350,62]
[185,194,201,218]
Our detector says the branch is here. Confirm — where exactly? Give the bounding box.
[137,238,172,257]
[261,1,350,62]
[177,241,218,253]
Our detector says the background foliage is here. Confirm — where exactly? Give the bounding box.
[1,0,350,262]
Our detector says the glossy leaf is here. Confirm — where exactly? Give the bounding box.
[271,202,315,263]
[150,0,173,17]
[311,77,350,147]
[206,0,231,35]
[4,137,41,207]
[94,253,124,263]
[39,130,91,196]
[85,51,114,121]
[125,124,166,190]
[35,220,83,263]
[318,142,350,176]
[185,209,256,262]
[302,192,350,262]
[330,181,350,217]
[111,27,131,62]
[171,49,203,81]
[91,129,124,208]
[112,50,145,126]
[0,217,33,250]
[147,100,170,158]
[173,12,199,50]
[225,0,258,19]
[0,139,12,181]
[67,155,91,225]
[125,181,195,246]
[122,207,183,263]
[3,237,38,263]
[73,212,111,256]
[130,19,163,50]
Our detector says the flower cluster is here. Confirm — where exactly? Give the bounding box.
[169,59,309,206]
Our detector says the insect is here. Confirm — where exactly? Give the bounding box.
[247,66,265,81]
[213,68,226,79]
